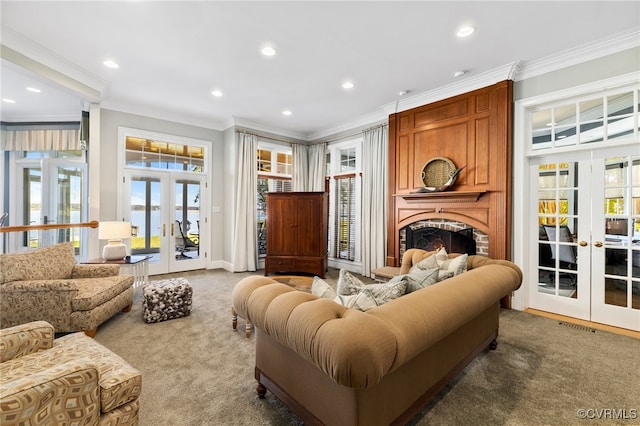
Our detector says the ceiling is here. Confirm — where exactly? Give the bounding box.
[1,1,639,140]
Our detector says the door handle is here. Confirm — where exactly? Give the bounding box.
[594,241,603,248]
[171,222,175,236]
[162,224,166,237]
[579,241,588,247]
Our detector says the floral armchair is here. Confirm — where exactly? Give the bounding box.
[0,321,141,425]
[0,242,134,336]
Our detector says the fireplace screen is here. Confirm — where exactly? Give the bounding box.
[405,226,476,255]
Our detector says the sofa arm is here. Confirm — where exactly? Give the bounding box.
[0,321,55,362]
[0,359,101,424]
[71,264,120,278]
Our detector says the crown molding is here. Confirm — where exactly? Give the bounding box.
[514,27,640,81]
[380,62,518,118]
[228,118,309,141]
[100,99,229,132]
[307,109,388,142]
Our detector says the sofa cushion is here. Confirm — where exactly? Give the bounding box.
[0,243,76,284]
[71,275,135,311]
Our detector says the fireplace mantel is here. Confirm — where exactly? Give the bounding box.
[394,190,487,203]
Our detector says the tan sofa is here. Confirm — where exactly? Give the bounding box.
[0,242,134,336]
[232,254,522,425]
[0,321,141,425]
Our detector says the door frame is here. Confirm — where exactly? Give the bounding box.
[116,126,210,276]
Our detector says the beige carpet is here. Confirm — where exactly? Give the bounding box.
[94,268,640,425]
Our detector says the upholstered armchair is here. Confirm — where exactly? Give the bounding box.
[0,321,141,425]
[0,242,134,336]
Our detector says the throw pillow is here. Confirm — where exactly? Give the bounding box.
[336,269,407,305]
[311,276,337,299]
[366,278,407,304]
[334,289,378,312]
[410,252,439,272]
[440,253,469,276]
[405,267,440,293]
[336,269,365,295]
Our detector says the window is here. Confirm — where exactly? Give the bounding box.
[124,136,205,172]
[326,141,361,264]
[530,87,639,150]
[256,143,292,256]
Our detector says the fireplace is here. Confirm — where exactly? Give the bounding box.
[405,226,476,254]
[400,219,489,260]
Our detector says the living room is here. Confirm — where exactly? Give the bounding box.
[1,1,639,425]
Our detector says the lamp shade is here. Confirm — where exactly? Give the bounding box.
[99,221,132,240]
[99,221,131,260]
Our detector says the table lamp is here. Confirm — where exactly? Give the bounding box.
[99,221,131,260]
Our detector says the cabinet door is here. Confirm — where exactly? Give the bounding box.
[296,194,322,257]
[266,194,297,256]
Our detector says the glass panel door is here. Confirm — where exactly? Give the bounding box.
[124,170,205,275]
[591,150,640,331]
[44,160,87,254]
[530,154,591,320]
[17,159,86,255]
[171,178,203,270]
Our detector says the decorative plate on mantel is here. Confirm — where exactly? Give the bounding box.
[421,157,456,188]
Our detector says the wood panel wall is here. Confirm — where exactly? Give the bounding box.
[386,80,513,266]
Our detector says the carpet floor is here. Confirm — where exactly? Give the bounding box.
[94,268,640,425]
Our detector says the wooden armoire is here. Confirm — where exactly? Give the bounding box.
[264,192,328,278]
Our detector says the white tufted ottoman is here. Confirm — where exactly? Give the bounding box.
[142,277,193,323]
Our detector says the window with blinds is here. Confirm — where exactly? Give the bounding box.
[333,174,356,261]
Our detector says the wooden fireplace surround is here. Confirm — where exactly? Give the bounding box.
[386,80,513,266]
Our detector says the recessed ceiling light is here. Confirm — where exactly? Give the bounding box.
[456,26,475,38]
[211,90,223,97]
[26,87,41,93]
[453,71,466,77]
[103,59,119,69]
[282,110,292,116]
[342,81,354,90]
[2,98,16,104]
[261,46,276,57]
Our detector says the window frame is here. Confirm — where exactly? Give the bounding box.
[326,138,362,270]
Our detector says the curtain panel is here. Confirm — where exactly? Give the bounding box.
[361,124,388,277]
[292,143,308,191]
[307,142,327,191]
[232,132,259,272]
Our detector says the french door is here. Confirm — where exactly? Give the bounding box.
[16,158,87,254]
[530,146,640,331]
[122,169,206,275]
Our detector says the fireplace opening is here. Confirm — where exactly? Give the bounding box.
[405,226,477,255]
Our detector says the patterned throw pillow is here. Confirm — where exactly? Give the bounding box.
[336,269,365,295]
[336,269,407,305]
[334,289,378,312]
[405,268,440,293]
[411,252,439,272]
[311,276,337,299]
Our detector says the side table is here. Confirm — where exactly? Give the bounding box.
[83,255,151,289]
